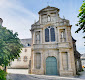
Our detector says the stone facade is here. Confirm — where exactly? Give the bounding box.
[30,6,76,76]
[73,38,82,73]
[8,39,32,69]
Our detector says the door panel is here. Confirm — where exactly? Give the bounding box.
[46,57,58,75]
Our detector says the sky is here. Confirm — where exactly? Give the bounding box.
[0,0,85,54]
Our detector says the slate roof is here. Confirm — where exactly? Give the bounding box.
[0,18,3,22]
[72,37,76,42]
[81,53,85,57]
[20,38,32,47]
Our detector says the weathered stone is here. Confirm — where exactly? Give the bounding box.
[30,6,76,76]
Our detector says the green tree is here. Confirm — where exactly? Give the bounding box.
[0,69,7,80]
[75,0,85,39]
[0,25,22,68]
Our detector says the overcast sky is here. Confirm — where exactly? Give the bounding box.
[0,0,84,54]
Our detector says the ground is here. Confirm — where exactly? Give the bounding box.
[7,69,85,80]
[75,68,85,79]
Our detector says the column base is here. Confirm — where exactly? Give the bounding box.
[30,68,44,75]
[60,70,74,76]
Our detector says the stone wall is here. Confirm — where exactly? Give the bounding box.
[8,47,31,69]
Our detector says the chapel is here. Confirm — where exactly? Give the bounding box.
[30,6,77,76]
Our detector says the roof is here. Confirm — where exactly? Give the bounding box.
[72,37,76,42]
[38,6,60,14]
[81,53,85,57]
[20,38,32,47]
[81,53,85,59]
[74,50,81,59]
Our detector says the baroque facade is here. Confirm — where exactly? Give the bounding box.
[30,6,76,76]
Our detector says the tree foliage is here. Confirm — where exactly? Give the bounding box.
[75,0,85,38]
[0,25,22,66]
[0,69,7,80]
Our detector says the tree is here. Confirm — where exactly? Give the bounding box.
[75,0,85,39]
[0,25,22,68]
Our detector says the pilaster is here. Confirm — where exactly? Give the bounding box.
[68,52,72,71]
[59,52,63,71]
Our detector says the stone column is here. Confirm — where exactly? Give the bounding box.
[65,28,68,42]
[40,31,42,44]
[33,53,34,69]
[42,28,45,43]
[58,28,60,42]
[68,52,72,70]
[33,32,35,44]
[31,31,33,45]
[41,53,43,69]
[59,52,63,70]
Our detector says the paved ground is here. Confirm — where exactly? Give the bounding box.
[75,68,85,79]
[7,74,39,80]
[7,69,85,80]
[7,73,84,80]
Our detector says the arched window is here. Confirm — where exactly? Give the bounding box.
[45,28,49,42]
[50,27,55,41]
[45,26,55,42]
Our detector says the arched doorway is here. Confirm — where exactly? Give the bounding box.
[46,57,58,75]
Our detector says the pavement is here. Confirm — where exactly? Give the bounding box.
[7,69,85,80]
[75,68,85,79]
[7,73,84,80]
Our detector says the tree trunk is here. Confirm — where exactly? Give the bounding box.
[4,65,6,72]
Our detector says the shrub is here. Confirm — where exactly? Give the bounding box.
[0,69,7,80]
[82,68,84,71]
